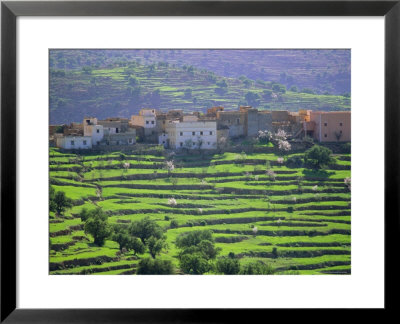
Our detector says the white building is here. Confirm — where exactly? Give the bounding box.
[56,135,92,149]
[166,119,217,150]
[83,118,104,145]
[158,133,169,148]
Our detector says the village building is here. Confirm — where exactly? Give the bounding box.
[309,111,351,142]
[52,107,350,150]
[130,108,158,143]
[165,116,217,150]
[55,135,92,149]
[55,117,136,149]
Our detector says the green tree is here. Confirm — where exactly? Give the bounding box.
[136,258,174,275]
[272,83,286,94]
[304,145,333,169]
[49,185,57,213]
[112,231,132,251]
[84,208,111,246]
[79,208,90,222]
[147,236,167,259]
[244,91,261,107]
[176,230,220,274]
[216,257,240,274]
[129,237,146,255]
[179,253,211,274]
[53,191,72,216]
[129,217,163,244]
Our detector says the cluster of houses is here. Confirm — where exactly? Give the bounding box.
[50,106,351,150]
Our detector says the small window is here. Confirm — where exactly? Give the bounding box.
[71,140,74,145]
[324,134,327,138]
[146,121,149,124]
[209,131,213,135]
[162,141,165,144]
[339,122,343,126]
[192,132,195,136]
[116,128,119,133]
[83,140,87,145]
[207,142,210,145]
[151,121,154,124]
[324,123,328,126]
[180,132,183,136]
[96,129,100,133]
[116,141,119,145]
[340,130,343,134]
[180,142,183,147]
[200,131,203,135]
[193,142,196,146]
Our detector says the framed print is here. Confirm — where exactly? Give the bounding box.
[1,0,399,322]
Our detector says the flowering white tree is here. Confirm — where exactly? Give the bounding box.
[198,208,203,214]
[257,130,272,144]
[165,161,175,174]
[252,226,258,235]
[312,185,318,192]
[278,140,291,152]
[123,162,130,170]
[277,157,284,164]
[344,177,351,191]
[167,198,177,206]
[266,169,276,181]
[274,129,288,141]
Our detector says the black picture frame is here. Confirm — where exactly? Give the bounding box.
[1,0,399,322]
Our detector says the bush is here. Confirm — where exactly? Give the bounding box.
[341,142,351,154]
[240,261,275,275]
[170,220,179,228]
[304,145,333,169]
[136,258,174,275]
[200,220,207,226]
[287,206,294,213]
[216,257,241,275]
[286,155,303,168]
[272,247,279,258]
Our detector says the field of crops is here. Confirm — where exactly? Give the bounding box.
[49,146,351,275]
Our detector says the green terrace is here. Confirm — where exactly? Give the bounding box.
[49,147,351,275]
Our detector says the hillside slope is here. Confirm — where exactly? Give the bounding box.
[50,49,351,96]
[50,62,350,124]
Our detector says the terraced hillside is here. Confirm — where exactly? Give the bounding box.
[50,60,350,124]
[50,49,351,95]
[49,146,351,275]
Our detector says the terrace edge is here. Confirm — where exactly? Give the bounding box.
[1,0,398,322]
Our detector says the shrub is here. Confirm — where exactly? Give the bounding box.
[286,155,303,168]
[216,257,241,275]
[170,220,179,228]
[200,220,207,226]
[136,258,174,275]
[304,145,333,169]
[272,247,279,258]
[240,261,275,274]
[341,142,351,154]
